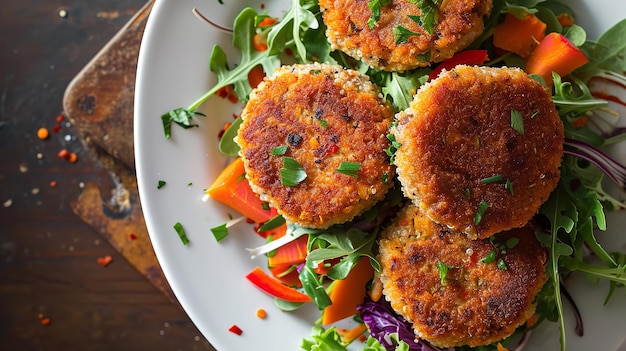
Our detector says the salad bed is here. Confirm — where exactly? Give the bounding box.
[159,0,626,350]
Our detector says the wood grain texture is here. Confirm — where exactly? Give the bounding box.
[0,1,215,350]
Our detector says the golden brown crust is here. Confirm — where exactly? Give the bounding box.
[377,203,547,348]
[393,65,564,239]
[319,0,493,71]
[236,63,395,229]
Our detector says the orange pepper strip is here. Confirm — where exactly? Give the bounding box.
[206,158,278,224]
[525,32,589,85]
[246,266,312,303]
[267,234,308,268]
[493,13,546,58]
[321,257,375,325]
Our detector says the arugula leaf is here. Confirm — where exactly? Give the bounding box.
[298,263,332,309]
[578,19,626,80]
[380,71,427,111]
[218,115,243,157]
[267,0,319,61]
[552,72,607,122]
[539,182,577,351]
[203,9,281,107]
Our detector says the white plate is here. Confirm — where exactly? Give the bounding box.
[134,1,626,350]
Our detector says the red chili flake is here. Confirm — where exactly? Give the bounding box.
[97,255,113,267]
[253,222,267,238]
[228,324,243,335]
[128,233,137,240]
[217,86,229,98]
[40,316,51,326]
[49,180,57,188]
[58,149,69,159]
[56,114,64,123]
[245,218,255,224]
[68,152,78,163]
[52,124,61,133]
[260,2,265,9]
[217,122,232,140]
[324,144,339,157]
[285,48,293,56]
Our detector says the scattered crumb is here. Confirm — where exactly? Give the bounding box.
[38,314,51,326]
[37,127,49,140]
[3,199,12,208]
[58,8,67,18]
[255,308,267,319]
[228,324,243,336]
[19,164,28,173]
[97,255,113,267]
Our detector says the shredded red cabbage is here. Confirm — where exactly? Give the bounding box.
[357,298,442,351]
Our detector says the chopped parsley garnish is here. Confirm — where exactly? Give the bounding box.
[481,250,497,263]
[412,0,441,35]
[511,109,525,135]
[157,180,167,189]
[436,260,452,286]
[271,145,288,155]
[367,0,392,29]
[173,222,189,245]
[318,119,328,128]
[393,25,421,44]
[336,161,361,178]
[505,179,514,195]
[280,157,307,186]
[480,174,504,184]
[474,200,489,225]
[210,223,229,242]
[257,214,286,232]
[160,108,205,140]
[497,258,508,270]
[261,202,271,210]
[384,123,402,164]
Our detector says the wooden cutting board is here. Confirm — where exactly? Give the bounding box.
[62,0,178,303]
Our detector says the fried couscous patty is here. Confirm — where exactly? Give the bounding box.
[319,0,493,72]
[236,63,395,229]
[393,65,564,239]
[377,203,547,348]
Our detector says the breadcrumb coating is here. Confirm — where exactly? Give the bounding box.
[378,203,548,348]
[237,63,395,229]
[319,0,493,71]
[393,65,564,239]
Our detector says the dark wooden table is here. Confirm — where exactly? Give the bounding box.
[0,1,216,350]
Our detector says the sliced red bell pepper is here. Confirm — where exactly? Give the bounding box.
[246,266,312,302]
[428,50,489,81]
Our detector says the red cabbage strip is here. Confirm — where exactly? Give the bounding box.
[357,298,445,351]
[563,138,626,190]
